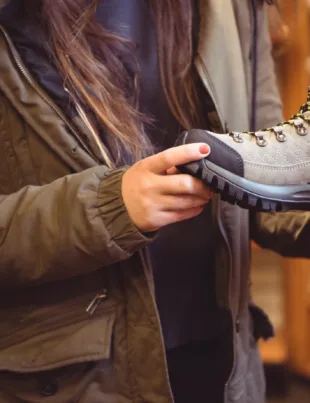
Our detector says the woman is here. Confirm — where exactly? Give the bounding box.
[0,1,293,402]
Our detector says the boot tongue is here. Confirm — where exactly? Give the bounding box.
[300,87,310,114]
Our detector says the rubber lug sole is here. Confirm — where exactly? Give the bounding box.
[178,158,310,213]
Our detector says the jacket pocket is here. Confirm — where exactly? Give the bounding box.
[0,309,115,403]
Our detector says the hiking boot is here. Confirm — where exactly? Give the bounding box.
[176,89,310,212]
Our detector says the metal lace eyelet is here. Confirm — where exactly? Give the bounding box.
[294,118,308,136]
[297,126,308,136]
[273,127,286,142]
[255,131,268,147]
[276,132,287,142]
[230,132,244,143]
[256,137,268,147]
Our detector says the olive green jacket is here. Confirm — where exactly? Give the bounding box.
[0,1,307,402]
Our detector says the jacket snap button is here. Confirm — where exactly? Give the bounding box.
[40,381,59,397]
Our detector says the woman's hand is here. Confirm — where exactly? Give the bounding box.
[122,143,213,232]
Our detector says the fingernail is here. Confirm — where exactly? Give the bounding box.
[199,144,211,156]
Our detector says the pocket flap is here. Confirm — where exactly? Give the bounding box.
[249,303,275,341]
[0,310,115,373]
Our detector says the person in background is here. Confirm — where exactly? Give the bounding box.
[0,1,302,402]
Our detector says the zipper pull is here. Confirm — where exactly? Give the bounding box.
[86,289,108,315]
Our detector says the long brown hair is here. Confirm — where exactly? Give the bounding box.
[32,0,199,165]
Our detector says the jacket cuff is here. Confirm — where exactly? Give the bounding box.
[97,167,152,254]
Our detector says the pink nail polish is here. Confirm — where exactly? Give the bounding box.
[199,144,210,155]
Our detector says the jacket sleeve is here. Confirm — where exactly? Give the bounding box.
[0,166,151,288]
[251,211,310,258]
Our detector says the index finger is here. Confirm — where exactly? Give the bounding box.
[146,143,210,174]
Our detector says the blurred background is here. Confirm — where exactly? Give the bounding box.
[253,2,310,401]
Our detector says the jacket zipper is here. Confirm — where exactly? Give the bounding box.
[196,57,237,395]
[216,202,237,397]
[86,289,108,315]
[0,25,99,163]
